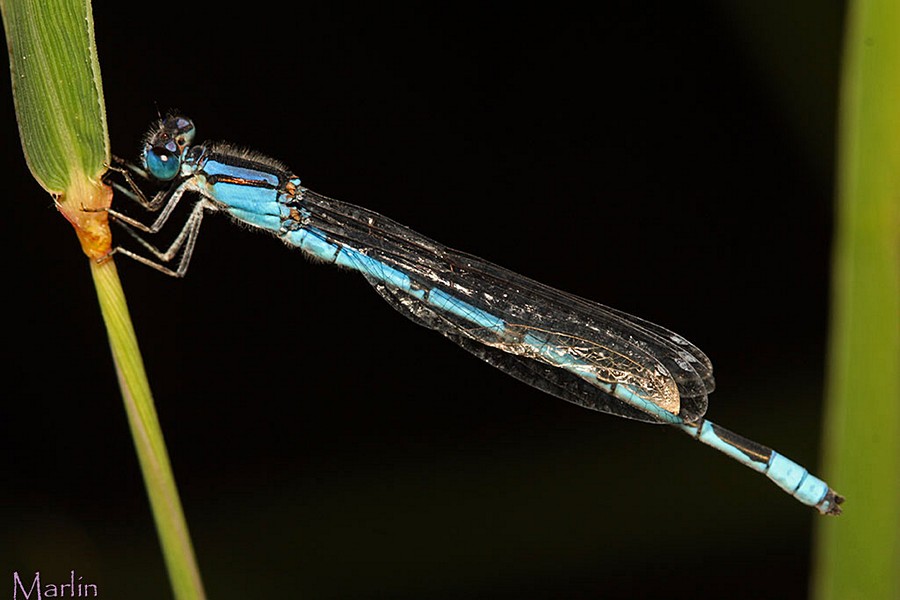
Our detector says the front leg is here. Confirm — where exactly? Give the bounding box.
[104,156,165,210]
[101,198,213,278]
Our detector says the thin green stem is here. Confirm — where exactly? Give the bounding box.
[92,259,206,599]
[814,0,900,598]
[2,0,207,597]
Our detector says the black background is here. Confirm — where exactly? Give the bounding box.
[3,3,844,598]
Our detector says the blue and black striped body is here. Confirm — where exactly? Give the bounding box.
[121,115,843,515]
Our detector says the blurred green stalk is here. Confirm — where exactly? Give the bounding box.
[1,0,206,597]
[814,0,900,598]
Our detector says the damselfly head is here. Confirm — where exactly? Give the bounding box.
[142,114,196,181]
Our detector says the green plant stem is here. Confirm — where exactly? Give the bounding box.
[92,259,207,599]
[814,0,900,598]
[3,0,207,597]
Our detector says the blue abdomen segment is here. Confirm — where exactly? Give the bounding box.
[679,419,838,513]
[280,204,840,514]
[609,385,682,424]
[283,226,684,423]
[285,227,506,334]
[768,452,835,509]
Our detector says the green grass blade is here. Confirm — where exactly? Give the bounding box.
[1,0,107,193]
[814,0,900,598]
[1,0,109,256]
[2,1,207,597]
[92,260,207,600]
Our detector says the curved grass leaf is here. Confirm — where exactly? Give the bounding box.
[814,1,900,598]
[2,1,207,598]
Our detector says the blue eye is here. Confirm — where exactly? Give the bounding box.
[145,146,181,181]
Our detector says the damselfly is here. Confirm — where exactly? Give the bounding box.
[104,114,843,515]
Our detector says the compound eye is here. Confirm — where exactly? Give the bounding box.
[144,146,181,181]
